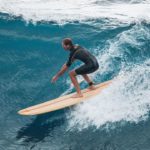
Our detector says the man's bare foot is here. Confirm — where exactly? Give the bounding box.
[71,93,83,98]
[88,85,97,90]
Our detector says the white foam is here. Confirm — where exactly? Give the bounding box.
[0,0,150,24]
[67,61,150,130]
[95,24,150,77]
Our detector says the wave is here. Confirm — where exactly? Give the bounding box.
[63,23,150,92]
[0,0,150,24]
[67,60,150,130]
[96,23,150,77]
[65,23,150,130]
[0,0,149,133]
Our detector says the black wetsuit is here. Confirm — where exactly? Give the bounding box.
[66,45,99,75]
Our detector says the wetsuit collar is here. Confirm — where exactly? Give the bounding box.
[69,45,75,51]
[69,44,79,51]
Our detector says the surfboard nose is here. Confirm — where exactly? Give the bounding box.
[18,110,30,115]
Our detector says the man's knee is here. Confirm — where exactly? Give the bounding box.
[69,70,77,77]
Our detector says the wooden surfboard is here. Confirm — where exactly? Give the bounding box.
[18,79,113,116]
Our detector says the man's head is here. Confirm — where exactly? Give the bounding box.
[62,38,73,50]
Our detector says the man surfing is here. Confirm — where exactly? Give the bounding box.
[51,38,99,98]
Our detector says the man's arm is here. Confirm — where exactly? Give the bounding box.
[51,63,68,83]
[56,63,68,77]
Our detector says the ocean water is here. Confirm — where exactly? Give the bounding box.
[0,0,150,149]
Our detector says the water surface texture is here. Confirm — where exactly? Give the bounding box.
[0,0,150,149]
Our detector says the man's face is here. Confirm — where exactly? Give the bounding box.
[62,42,70,50]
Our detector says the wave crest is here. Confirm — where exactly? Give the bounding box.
[0,0,150,24]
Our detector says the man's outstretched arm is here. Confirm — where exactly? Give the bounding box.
[51,63,68,83]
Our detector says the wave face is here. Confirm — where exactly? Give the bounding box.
[0,0,150,150]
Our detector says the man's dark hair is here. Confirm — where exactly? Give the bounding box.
[62,38,73,46]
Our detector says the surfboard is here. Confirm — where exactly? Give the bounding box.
[18,79,113,116]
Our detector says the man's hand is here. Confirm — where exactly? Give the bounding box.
[51,75,58,83]
[51,63,68,83]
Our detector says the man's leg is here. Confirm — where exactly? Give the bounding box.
[82,74,96,90]
[69,70,83,98]
[82,74,92,83]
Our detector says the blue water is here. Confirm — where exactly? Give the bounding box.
[0,0,150,149]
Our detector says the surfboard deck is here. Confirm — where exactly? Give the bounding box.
[18,79,113,116]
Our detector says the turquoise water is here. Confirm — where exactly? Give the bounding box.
[0,0,150,149]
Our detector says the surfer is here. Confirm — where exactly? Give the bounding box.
[51,38,99,98]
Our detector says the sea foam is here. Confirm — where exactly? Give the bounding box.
[0,0,150,24]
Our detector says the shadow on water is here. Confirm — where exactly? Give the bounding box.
[16,109,66,145]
